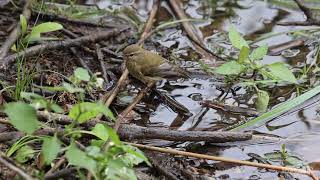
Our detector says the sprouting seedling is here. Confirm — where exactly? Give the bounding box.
[13,15,64,51]
[201,25,298,112]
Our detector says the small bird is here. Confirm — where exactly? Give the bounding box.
[123,44,189,85]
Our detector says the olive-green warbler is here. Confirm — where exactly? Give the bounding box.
[123,44,189,84]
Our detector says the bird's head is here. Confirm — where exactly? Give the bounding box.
[123,44,142,60]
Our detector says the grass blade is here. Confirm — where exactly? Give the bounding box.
[231,85,320,131]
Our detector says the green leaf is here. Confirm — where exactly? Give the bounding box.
[250,44,268,61]
[68,102,115,123]
[74,68,90,81]
[105,126,121,145]
[232,85,320,131]
[66,142,97,174]
[50,103,64,113]
[105,159,137,180]
[4,102,39,134]
[122,146,151,166]
[28,22,63,42]
[62,82,85,93]
[238,46,250,63]
[215,61,244,75]
[91,123,109,141]
[42,135,61,165]
[20,15,27,35]
[228,26,249,49]
[256,90,269,112]
[267,62,297,83]
[15,145,35,163]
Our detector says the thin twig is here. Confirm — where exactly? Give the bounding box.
[278,0,320,26]
[137,0,160,45]
[70,47,93,75]
[45,156,66,176]
[113,82,154,132]
[0,27,129,68]
[0,0,32,60]
[95,43,109,83]
[0,153,35,180]
[294,0,313,20]
[127,143,319,180]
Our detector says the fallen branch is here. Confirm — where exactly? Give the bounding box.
[127,143,319,180]
[0,27,129,68]
[0,0,32,60]
[1,112,252,143]
[0,152,35,180]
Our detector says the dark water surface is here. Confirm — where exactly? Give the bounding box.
[93,0,320,178]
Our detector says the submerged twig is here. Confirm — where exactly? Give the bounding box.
[0,0,32,60]
[0,27,129,68]
[168,0,224,62]
[278,0,320,26]
[127,143,319,180]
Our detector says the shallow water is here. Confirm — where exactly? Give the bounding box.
[93,0,320,178]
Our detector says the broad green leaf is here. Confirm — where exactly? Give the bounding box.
[42,135,61,165]
[66,142,97,174]
[15,145,35,163]
[122,146,151,166]
[68,102,115,123]
[74,68,90,81]
[250,44,268,61]
[215,61,244,75]
[20,15,27,35]
[4,102,38,134]
[28,22,63,41]
[50,103,64,113]
[105,159,137,180]
[91,123,109,141]
[228,26,249,49]
[267,62,297,83]
[105,126,121,145]
[256,90,269,112]
[238,46,250,63]
[232,85,320,131]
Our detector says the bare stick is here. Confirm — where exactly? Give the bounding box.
[1,114,252,143]
[137,0,160,45]
[113,83,154,132]
[0,0,32,60]
[95,43,109,83]
[127,143,319,180]
[45,156,66,176]
[0,27,129,68]
[0,153,35,180]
